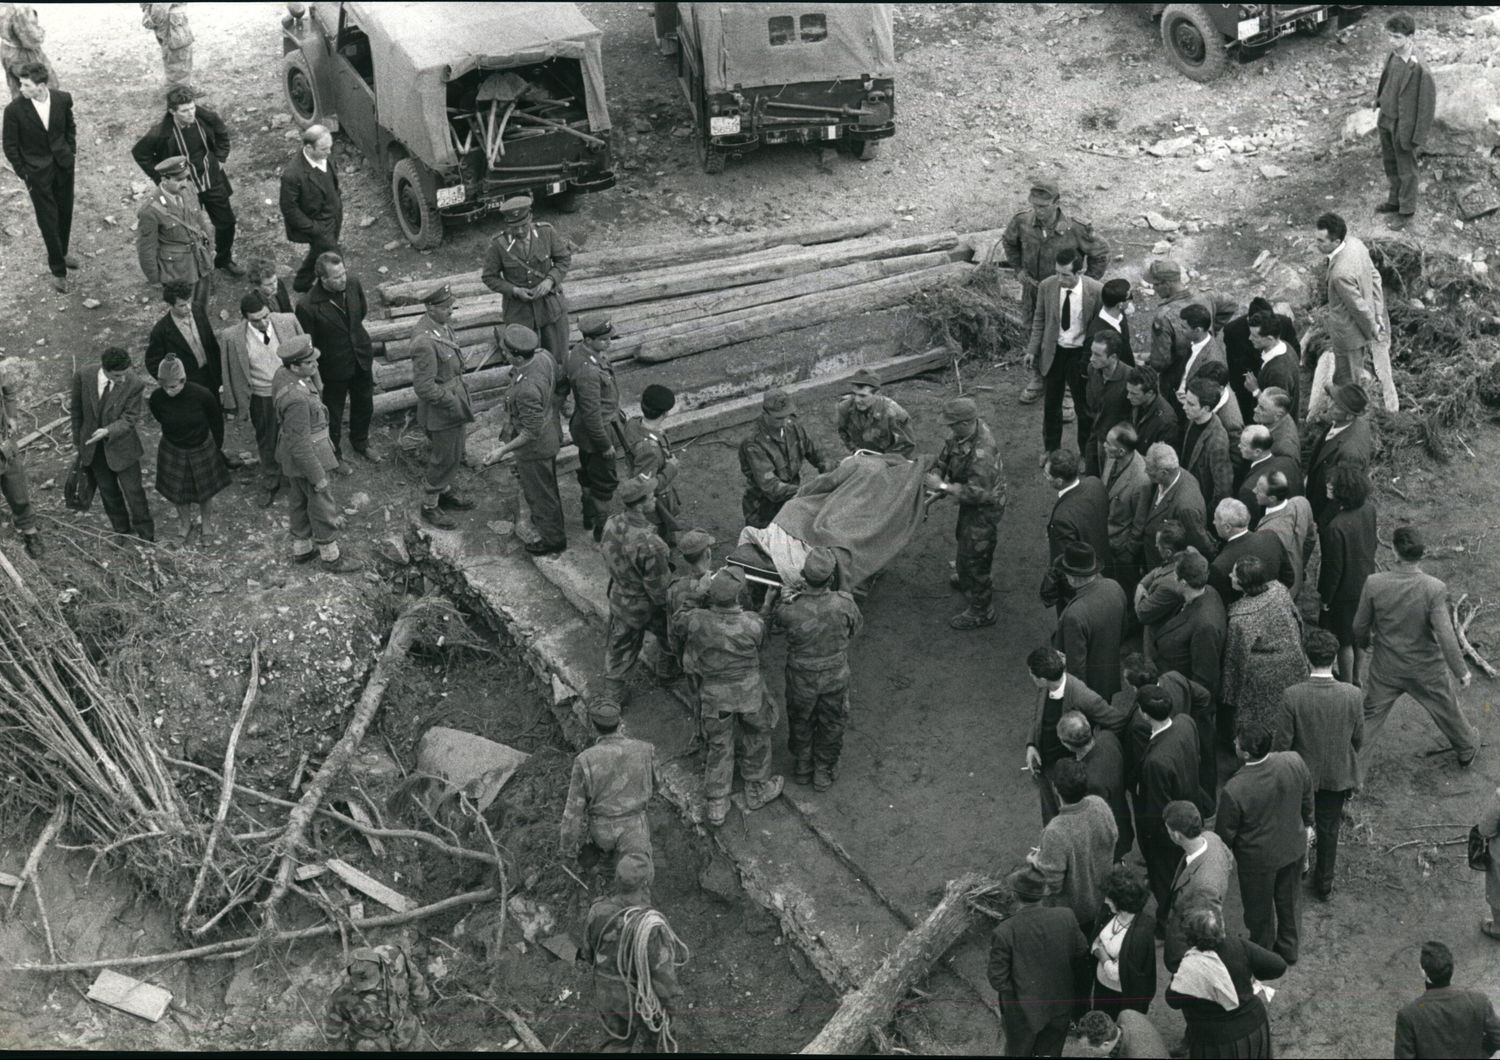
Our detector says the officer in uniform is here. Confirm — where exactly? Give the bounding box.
[1146,258,1237,422]
[926,397,1007,630]
[562,312,626,543]
[1001,176,1110,418]
[559,699,656,878]
[771,547,864,791]
[738,388,833,530]
[678,570,785,826]
[599,476,673,706]
[835,368,915,457]
[408,284,475,529]
[323,944,430,1051]
[136,155,214,313]
[480,194,572,359]
[622,383,681,546]
[481,324,566,554]
[0,358,44,558]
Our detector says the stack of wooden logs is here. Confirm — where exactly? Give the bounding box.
[368,218,1000,416]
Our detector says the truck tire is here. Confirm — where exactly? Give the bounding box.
[391,157,444,250]
[851,139,881,162]
[653,1,679,56]
[282,50,324,128]
[1160,4,1229,83]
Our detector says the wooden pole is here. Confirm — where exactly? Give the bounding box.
[371,366,513,416]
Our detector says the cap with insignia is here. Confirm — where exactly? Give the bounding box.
[801,547,837,585]
[762,388,795,414]
[499,195,533,222]
[618,475,655,505]
[707,569,741,606]
[940,396,978,424]
[587,699,621,727]
[155,155,190,178]
[423,283,455,307]
[1028,175,1060,203]
[1147,259,1183,281]
[847,368,882,391]
[579,313,614,339]
[277,334,317,366]
[501,323,540,354]
[677,529,713,559]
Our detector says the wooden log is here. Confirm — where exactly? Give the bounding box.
[372,345,503,390]
[371,366,513,416]
[375,216,894,304]
[801,873,1000,1055]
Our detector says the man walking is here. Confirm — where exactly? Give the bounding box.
[219,290,304,507]
[1216,721,1314,964]
[928,397,1007,630]
[1315,213,1385,389]
[987,869,1089,1058]
[3,63,75,291]
[131,85,241,277]
[296,252,378,470]
[1026,248,1102,461]
[1,358,45,557]
[407,284,475,528]
[599,476,673,708]
[739,388,832,530]
[280,125,341,294]
[559,701,655,878]
[1356,526,1479,774]
[136,156,214,313]
[1024,759,1118,939]
[1394,941,1500,1059]
[1374,14,1436,230]
[482,325,565,555]
[835,368,915,457]
[70,347,153,543]
[481,195,572,359]
[562,313,626,543]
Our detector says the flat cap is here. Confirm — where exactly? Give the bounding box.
[641,383,676,417]
[677,529,713,559]
[1147,258,1183,281]
[762,388,796,414]
[847,368,882,391]
[708,569,741,606]
[616,851,654,891]
[154,155,190,177]
[501,323,540,353]
[801,547,837,585]
[423,283,455,307]
[939,396,978,424]
[587,699,620,726]
[277,334,317,366]
[1028,176,1061,201]
[1331,382,1369,415]
[578,313,614,339]
[499,195,533,221]
[618,475,655,505]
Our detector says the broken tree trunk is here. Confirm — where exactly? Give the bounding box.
[801,872,1000,1055]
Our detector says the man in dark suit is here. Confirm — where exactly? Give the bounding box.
[146,280,221,393]
[1162,799,1233,970]
[1026,248,1103,460]
[1394,941,1500,1060]
[1216,721,1314,964]
[1253,387,1301,461]
[1054,544,1126,703]
[1375,14,1437,228]
[1042,449,1110,611]
[69,347,154,542]
[1139,442,1214,570]
[1235,424,1302,525]
[2,62,75,291]
[1101,424,1150,593]
[1222,297,1300,423]
[1134,685,1205,917]
[1026,647,1113,825]
[987,869,1088,1058]
[279,124,341,294]
[1086,277,1135,366]
[1305,383,1374,526]
[1244,312,1301,422]
[1058,711,1133,860]
[1209,498,1293,605]
[296,251,377,469]
[1124,365,1177,457]
[1151,552,1227,798]
[1179,379,1233,514]
[1083,330,1132,477]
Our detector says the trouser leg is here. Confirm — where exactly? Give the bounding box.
[539,318,569,361]
[1410,670,1481,761]
[248,395,281,489]
[1001,1009,1036,1059]
[1313,788,1346,894]
[1042,353,1068,453]
[576,449,620,525]
[423,426,463,508]
[286,475,314,553]
[1196,699,1218,810]
[1273,858,1301,962]
[812,686,849,770]
[784,674,814,764]
[1064,348,1093,455]
[736,696,776,787]
[1383,134,1419,216]
[321,374,349,458]
[517,455,565,547]
[1138,827,1180,920]
[54,165,73,258]
[702,709,735,799]
[347,367,374,451]
[603,611,647,685]
[99,457,153,541]
[199,188,236,268]
[26,169,66,276]
[1358,670,1402,785]
[91,452,131,533]
[955,507,997,613]
[1379,127,1402,207]
[1,459,37,533]
[1237,864,1276,952]
[161,43,193,87]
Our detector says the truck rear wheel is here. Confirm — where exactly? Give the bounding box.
[391,157,444,250]
[282,50,323,128]
[1160,4,1229,83]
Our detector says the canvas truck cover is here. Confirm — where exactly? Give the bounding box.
[333,1,610,167]
[682,3,895,94]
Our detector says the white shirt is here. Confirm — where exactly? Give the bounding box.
[1326,422,1349,440]
[1225,529,1249,544]
[1212,388,1231,416]
[1057,480,1079,501]
[1048,675,1068,701]
[1057,282,1087,348]
[1325,240,1346,265]
[1182,334,1213,387]
[1249,452,1273,470]
[1261,341,1288,366]
[245,322,282,396]
[1096,307,1125,333]
[1263,500,1287,517]
[1154,471,1181,506]
[30,91,50,130]
[1148,717,1174,741]
[96,367,110,400]
[1183,839,1209,866]
[303,148,328,172]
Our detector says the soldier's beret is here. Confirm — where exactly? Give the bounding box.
[616,851,654,891]
[618,475,655,505]
[579,313,614,339]
[939,396,978,425]
[801,547,837,585]
[154,155,190,177]
[1028,176,1061,201]
[677,528,713,559]
[499,195,534,221]
[641,384,676,417]
[708,569,741,606]
[762,388,795,414]
[501,323,540,354]
[1331,382,1369,415]
[847,368,882,391]
[422,283,455,307]
[277,334,317,366]
[1147,259,1183,281]
[587,699,621,726]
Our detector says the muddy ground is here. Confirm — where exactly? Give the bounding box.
[3,1,1500,1054]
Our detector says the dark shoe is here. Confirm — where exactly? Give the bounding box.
[593,522,605,545]
[292,548,319,564]
[322,554,364,574]
[581,509,595,531]
[22,533,45,559]
[421,505,457,529]
[1375,202,1401,214]
[352,444,383,464]
[1314,887,1333,903]
[219,259,246,278]
[333,461,355,478]
[63,253,81,269]
[525,540,567,556]
[437,490,475,511]
[257,486,279,509]
[949,607,996,630]
[1018,380,1043,405]
[813,765,833,793]
[745,776,785,811]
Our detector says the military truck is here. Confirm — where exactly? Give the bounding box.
[1153,4,1366,82]
[281,1,615,248]
[653,3,896,173]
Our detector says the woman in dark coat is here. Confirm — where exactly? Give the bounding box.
[148,353,228,544]
[1090,865,1157,1016]
[1165,906,1287,1059]
[1317,462,1378,684]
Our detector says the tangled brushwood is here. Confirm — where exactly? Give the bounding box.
[908,262,1027,364]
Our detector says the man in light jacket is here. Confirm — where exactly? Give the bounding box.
[1314,212,1385,391]
[219,291,303,507]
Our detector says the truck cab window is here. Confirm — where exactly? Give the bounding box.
[768,15,794,46]
[337,17,374,88]
[799,14,827,42]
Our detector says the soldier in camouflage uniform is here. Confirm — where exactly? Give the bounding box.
[480,195,572,359]
[927,397,1007,630]
[771,548,863,791]
[1145,258,1238,423]
[599,476,673,706]
[323,944,429,1051]
[140,3,192,90]
[1,358,43,558]
[561,313,626,543]
[621,384,681,546]
[678,570,785,826]
[559,700,656,880]
[1002,176,1110,417]
[835,368,915,457]
[738,388,833,530]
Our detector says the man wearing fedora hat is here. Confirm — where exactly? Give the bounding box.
[987,867,1089,1057]
[1304,383,1374,527]
[623,384,681,545]
[739,388,833,530]
[482,323,566,554]
[481,194,573,359]
[835,367,914,457]
[562,312,626,542]
[928,396,1006,630]
[600,475,673,706]
[136,154,214,313]
[410,283,475,529]
[1054,542,1127,703]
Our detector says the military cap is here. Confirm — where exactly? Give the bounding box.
[618,475,655,505]
[1331,382,1369,415]
[501,323,540,354]
[1008,869,1048,903]
[1028,176,1061,202]
[277,334,317,366]
[677,529,713,559]
[1147,258,1184,281]
[641,383,676,417]
[587,699,621,727]
[707,569,741,606]
[762,388,795,414]
[347,947,383,986]
[422,283,455,307]
[616,851,654,891]
[801,547,837,585]
[499,195,533,221]
[939,396,978,424]
[1058,542,1100,577]
[579,313,614,339]
[847,368,882,391]
[154,155,190,178]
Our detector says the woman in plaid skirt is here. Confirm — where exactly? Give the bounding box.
[148,353,228,544]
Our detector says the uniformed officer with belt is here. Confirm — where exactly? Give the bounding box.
[480,195,573,360]
[562,312,626,544]
[136,154,215,313]
[481,323,566,555]
[409,283,476,529]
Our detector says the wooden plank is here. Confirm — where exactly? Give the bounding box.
[343,801,386,859]
[86,969,172,1023]
[0,871,21,888]
[293,863,327,882]
[325,858,414,913]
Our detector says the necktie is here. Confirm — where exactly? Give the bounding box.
[1061,286,1073,330]
[101,380,114,407]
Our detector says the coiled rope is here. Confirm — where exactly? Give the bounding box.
[605,905,691,1052]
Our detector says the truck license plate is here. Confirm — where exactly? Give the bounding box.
[1236,17,1259,40]
[546,181,565,195]
[709,115,741,136]
[822,125,839,140]
[435,185,465,208]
